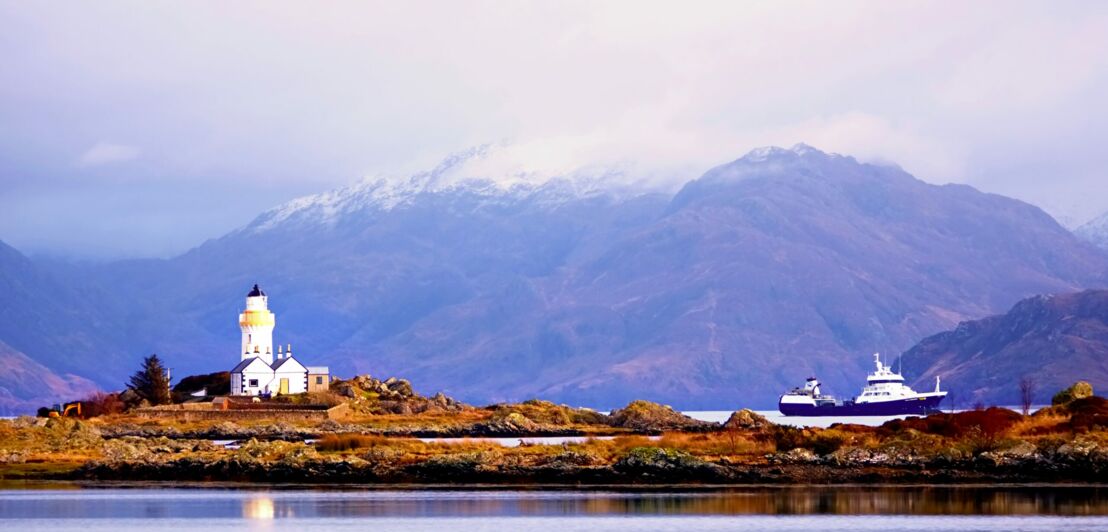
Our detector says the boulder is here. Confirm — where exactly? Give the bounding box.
[477,412,540,434]
[723,409,771,430]
[615,447,704,471]
[387,379,414,398]
[1053,381,1095,406]
[776,447,819,464]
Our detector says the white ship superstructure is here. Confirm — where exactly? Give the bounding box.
[779,353,946,416]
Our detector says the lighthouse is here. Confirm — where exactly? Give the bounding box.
[239,284,275,365]
[230,283,330,397]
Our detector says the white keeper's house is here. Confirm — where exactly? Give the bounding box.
[230,284,330,396]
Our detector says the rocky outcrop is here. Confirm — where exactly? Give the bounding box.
[470,400,610,435]
[331,375,467,415]
[99,421,315,441]
[607,400,717,432]
[723,409,771,430]
[487,400,609,426]
[613,447,728,481]
[1053,381,1095,405]
[1039,396,1108,432]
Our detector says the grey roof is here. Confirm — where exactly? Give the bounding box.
[247,284,266,297]
[231,357,270,373]
[306,366,329,374]
[271,355,305,371]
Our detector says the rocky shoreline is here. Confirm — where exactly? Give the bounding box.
[97,422,605,441]
[71,444,1108,485]
[95,397,717,441]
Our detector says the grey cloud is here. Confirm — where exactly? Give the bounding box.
[1,1,1107,257]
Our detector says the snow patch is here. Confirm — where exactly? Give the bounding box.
[246,144,643,233]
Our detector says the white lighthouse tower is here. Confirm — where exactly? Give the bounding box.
[230,283,330,397]
[239,284,275,365]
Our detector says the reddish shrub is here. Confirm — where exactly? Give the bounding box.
[1065,396,1108,432]
[82,391,125,417]
[826,423,877,434]
[878,407,1022,439]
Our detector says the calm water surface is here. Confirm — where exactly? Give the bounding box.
[1,486,1106,531]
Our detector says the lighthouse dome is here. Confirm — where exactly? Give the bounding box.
[247,284,266,297]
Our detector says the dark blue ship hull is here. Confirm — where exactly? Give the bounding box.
[778,395,944,416]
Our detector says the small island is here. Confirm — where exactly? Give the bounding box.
[3,374,1107,486]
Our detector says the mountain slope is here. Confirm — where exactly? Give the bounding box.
[3,145,1107,411]
[901,289,1108,406]
[0,240,133,385]
[0,339,97,415]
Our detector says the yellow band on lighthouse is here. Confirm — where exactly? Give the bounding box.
[239,310,275,327]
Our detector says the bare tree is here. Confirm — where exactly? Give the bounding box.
[1019,376,1037,416]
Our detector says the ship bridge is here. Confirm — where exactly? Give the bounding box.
[866,353,905,383]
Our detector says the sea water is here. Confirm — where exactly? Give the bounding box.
[0,486,1106,531]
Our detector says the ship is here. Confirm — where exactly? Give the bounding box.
[778,353,946,416]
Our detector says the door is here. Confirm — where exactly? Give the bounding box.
[279,378,289,395]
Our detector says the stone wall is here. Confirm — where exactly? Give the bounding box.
[135,402,348,422]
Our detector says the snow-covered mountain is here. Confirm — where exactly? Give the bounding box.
[247,144,647,234]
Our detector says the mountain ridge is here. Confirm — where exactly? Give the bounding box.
[1,145,1106,411]
[901,289,1108,406]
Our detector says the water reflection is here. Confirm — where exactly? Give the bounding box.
[243,496,274,519]
[0,486,1105,519]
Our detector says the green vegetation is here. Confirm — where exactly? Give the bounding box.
[128,354,171,406]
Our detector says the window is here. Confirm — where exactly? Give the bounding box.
[248,379,259,387]
[315,376,324,385]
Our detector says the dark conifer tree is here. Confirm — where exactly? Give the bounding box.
[128,354,171,405]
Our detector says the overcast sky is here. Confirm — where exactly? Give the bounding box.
[2,1,1107,259]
